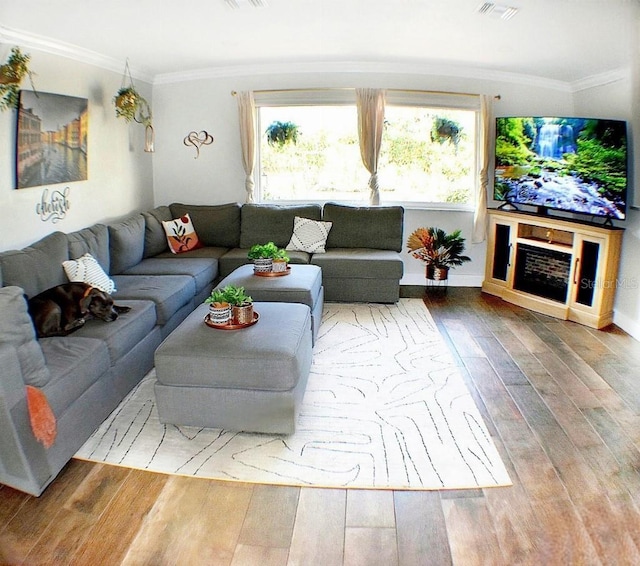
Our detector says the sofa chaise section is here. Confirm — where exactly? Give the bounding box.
[311,203,404,303]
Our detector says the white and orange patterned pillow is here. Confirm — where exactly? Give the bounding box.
[162,213,203,254]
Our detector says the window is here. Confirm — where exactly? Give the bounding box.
[256,90,479,207]
[259,105,368,202]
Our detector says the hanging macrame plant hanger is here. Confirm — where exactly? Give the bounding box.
[114,59,154,152]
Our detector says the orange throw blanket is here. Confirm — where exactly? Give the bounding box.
[26,385,57,448]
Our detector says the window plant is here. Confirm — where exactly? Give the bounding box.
[265,120,299,148]
[431,117,463,148]
[407,227,471,280]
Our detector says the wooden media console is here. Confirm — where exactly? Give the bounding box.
[482,209,623,329]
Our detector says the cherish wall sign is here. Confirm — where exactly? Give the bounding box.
[36,186,70,223]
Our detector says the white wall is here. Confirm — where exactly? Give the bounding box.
[0,50,154,251]
[572,60,639,338]
[152,70,574,286]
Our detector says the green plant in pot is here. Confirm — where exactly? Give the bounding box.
[205,288,232,324]
[431,117,463,148]
[248,241,287,273]
[113,86,152,127]
[407,227,471,281]
[0,47,36,111]
[208,285,254,325]
[248,241,280,259]
[272,247,290,272]
[265,120,299,148]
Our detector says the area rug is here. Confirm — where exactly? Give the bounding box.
[75,299,511,490]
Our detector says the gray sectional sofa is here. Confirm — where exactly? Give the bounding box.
[0,201,403,496]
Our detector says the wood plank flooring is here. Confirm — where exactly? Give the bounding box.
[3,288,640,565]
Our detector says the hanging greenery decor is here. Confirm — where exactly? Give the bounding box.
[113,85,152,127]
[265,120,300,147]
[0,47,35,111]
[113,60,154,151]
[431,117,463,147]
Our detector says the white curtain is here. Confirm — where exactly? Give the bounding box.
[473,94,493,243]
[356,88,385,205]
[236,91,256,203]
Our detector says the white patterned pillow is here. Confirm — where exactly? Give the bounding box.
[63,253,116,294]
[286,216,333,253]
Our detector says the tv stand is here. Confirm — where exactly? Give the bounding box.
[482,209,623,329]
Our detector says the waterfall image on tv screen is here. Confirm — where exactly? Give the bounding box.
[494,117,627,220]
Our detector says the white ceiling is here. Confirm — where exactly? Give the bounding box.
[0,0,637,86]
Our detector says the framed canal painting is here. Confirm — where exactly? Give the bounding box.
[16,90,88,189]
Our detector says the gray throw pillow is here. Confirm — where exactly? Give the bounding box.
[0,286,51,387]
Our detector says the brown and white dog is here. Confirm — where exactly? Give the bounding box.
[28,282,131,338]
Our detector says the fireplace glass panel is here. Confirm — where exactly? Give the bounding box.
[514,244,571,303]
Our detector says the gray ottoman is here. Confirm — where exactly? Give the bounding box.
[154,302,312,434]
[216,264,324,343]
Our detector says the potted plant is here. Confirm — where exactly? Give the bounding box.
[265,120,299,148]
[406,227,471,281]
[113,85,152,126]
[210,285,254,325]
[0,47,35,111]
[271,247,290,273]
[204,288,232,325]
[431,117,462,148]
[248,241,281,273]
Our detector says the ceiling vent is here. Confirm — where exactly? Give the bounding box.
[225,0,268,8]
[477,2,519,20]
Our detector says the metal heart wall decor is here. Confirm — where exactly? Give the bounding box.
[183,130,214,159]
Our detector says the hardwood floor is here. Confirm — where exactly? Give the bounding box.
[3,288,640,565]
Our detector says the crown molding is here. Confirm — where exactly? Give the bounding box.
[0,24,627,93]
[0,25,153,84]
[569,68,629,93]
[153,60,575,91]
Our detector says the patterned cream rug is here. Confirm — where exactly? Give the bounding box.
[75,299,511,490]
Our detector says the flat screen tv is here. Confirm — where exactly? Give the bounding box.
[494,117,628,222]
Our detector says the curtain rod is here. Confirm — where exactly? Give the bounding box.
[231,88,501,100]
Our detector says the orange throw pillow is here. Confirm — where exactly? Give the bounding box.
[26,385,57,449]
[162,213,203,254]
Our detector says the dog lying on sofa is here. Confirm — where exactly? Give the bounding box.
[28,282,131,338]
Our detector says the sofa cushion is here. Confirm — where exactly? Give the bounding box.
[73,299,157,364]
[154,246,229,261]
[311,249,404,279]
[170,203,241,248]
[108,214,146,274]
[0,286,51,387]
[111,274,195,325]
[142,206,172,258]
[0,232,69,298]
[40,336,110,416]
[322,203,404,252]
[240,204,322,249]
[67,224,110,273]
[63,253,116,294]
[123,257,217,294]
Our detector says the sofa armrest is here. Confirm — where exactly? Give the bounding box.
[0,344,52,496]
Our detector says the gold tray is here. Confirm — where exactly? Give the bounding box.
[254,266,291,277]
[204,312,259,330]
